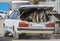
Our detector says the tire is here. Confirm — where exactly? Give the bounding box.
[4,31,10,37]
[4,25,13,38]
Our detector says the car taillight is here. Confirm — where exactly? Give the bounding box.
[18,22,28,27]
[46,23,55,27]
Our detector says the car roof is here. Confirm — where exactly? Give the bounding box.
[11,1,29,3]
[19,5,54,8]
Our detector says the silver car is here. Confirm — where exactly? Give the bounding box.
[0,10,7,19]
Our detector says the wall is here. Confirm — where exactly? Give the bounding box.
[58,0,60,14]
[0,0,11,2]
[0,2,9,11]
[0,0,21,2]
[39,0,58,11]
[0,0,60,14]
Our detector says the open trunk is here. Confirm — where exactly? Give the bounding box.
[17,5,55,34]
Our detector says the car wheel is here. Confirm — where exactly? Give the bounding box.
[4,31,10,37]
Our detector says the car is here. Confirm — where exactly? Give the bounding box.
[3,5,56,39]
[0,10,7,19]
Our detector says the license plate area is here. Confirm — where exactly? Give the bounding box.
[31,24,44,28]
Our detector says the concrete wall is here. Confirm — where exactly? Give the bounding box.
[39,0,58,11]
[0,0,60,14]
[58,0,60,14]
[0,0,21,2]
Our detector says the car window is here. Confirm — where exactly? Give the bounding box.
[9,10,19,19]
[0,11,4,13]
[5,12,7,14]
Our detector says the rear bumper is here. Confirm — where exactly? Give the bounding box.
[17,28,54,34]
[19,30,54,34]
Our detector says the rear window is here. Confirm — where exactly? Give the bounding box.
[19,7,50,22]
[9,10,19,19]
